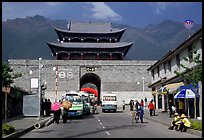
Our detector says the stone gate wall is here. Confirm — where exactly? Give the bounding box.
[9,59,156,108]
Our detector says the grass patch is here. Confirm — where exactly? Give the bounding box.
[2,123,16,135]
[189,119,202,131]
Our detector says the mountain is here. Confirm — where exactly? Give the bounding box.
[2,15,202,62]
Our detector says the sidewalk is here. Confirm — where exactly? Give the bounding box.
[121,106,202,137]
[2,115,53,138]
[2,107,202,138]
[141,107,202,137]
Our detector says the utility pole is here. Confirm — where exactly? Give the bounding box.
[38,57,42,120]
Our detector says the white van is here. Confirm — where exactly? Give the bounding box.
[101,93,117,112]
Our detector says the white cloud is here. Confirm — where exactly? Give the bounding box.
[149,2,190,14]
[46,2,63,6]
[85,2,122,21]
[150,2,170,14]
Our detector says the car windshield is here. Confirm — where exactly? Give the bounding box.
[66,95,82,103]
[103,96,116,101]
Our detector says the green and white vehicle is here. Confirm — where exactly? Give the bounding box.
[62,91,84,118]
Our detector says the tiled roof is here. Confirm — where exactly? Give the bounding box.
[47,42,133,49]
[65,21,122,33]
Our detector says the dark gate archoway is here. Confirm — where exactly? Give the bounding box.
[80,73,101,104]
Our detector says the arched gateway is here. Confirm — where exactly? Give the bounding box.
[80,73,101,103]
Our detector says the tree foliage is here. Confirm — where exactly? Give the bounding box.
[174,44,202,87]
[2,62,22,87]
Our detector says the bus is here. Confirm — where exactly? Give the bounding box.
[61,91,84,118]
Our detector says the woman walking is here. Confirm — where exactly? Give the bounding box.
[148,100,154,116]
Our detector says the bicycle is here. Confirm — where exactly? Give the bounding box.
[131,110,140,124]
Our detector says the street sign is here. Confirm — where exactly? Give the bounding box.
[2,86,11,93]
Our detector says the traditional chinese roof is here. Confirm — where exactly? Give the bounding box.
[66,21,124,33]
[54,21,126,42]
[47,42,133,56]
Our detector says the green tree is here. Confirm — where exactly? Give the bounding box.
[2,62,22,87]
[174,44,202,87]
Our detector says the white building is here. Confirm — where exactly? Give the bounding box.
[147,28,202,119]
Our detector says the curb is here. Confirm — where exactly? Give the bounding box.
[2,116,53,138]
[2,125,34,138]
[144,116,202,137]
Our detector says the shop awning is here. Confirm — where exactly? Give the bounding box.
[164,82,184,94]
[174,89,199,99]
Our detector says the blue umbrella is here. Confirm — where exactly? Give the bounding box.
[174,89,199,99]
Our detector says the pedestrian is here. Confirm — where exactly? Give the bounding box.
[53,108,61,124]
[179,114,191,132]
[134,100,139,112]
[140,99,144,110]
[134,104,140,123]
[41,98,47,116]
[139,107,144,123]
[129,99,134,111]
[52,101,62,124]
[168,99,174,118]
[178,99,185,115]
[171,105,176,114]
[144,97,147,107]
[152,99,156,116]
[148,100,154,116]
[61,99,72,123]
[168,112,181,130]
[46,99,52,116]
[122,100,125,110]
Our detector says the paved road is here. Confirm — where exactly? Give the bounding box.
[20,109,200,138]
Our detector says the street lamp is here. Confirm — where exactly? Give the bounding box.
[38,57,42,120]
[53,66,58,102]
[142,77,145,93]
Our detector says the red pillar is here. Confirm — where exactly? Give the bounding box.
[81,53,83,60]
[97,53,99,60]
[121,53,124,60]
[55,53,58,60]
[110,53,112,60]
[68,53,70,60]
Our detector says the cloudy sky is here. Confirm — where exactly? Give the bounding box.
[2,2,202,27]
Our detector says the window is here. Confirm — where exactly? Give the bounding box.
[176,54,180,68]
[157,66,160,77]
[188,45,193,62]
[168,60,171,72]
[151,70,155,80]
[163,62,166,74]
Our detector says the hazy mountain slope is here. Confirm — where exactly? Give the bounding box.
[2,15,202,62]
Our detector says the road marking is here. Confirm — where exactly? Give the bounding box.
[106,131,110,135]
[98,119,100,122]
[100,122,103,125]
[102,126,106,129]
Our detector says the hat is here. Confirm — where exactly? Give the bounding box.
[174,113,179,116]
[181,114,186,118]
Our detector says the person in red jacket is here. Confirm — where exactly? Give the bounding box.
[148,100,154,116]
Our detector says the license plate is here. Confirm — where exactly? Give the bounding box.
[69,112,75,115]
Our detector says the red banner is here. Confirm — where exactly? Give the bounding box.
[81,87,98,97]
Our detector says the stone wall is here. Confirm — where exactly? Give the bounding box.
[9,59,156,106]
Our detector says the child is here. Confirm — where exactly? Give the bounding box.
[179,114,191,132]
[168,112,180,130]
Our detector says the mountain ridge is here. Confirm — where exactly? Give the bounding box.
[2,15,202,62]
